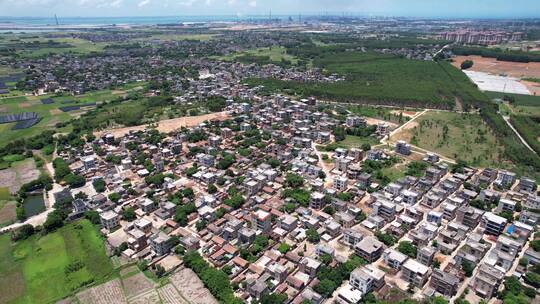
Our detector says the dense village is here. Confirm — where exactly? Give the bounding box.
[29,88,539,304]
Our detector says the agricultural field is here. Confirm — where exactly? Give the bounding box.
[0,199,16,227]
[390,111,507,168]
[217,46,299,65]
[0,158,40,194]
[0,219,114,304]
[0,186,16,227]
[0,88,134,147]
[72,265,209,304]
[0,36,109,58]
[246,51,487,110]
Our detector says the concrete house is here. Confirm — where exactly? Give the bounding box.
[470,264,505,298]
[429,269,460,297]
[355,236,384,262]
[100,210,120,230]
[150,232,173,256]
[383,248,408,270]
[401,259,431,288]
[349,265,385,294]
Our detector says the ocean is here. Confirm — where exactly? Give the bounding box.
[0,15,284,27]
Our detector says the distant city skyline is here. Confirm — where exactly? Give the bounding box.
[1,0,540,19]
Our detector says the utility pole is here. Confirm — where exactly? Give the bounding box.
[54,14,59,26]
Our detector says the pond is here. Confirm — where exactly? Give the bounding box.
[23,194,46,217]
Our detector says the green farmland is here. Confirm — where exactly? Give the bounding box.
[0,85,142,147]
[246,51,486,110]
[0,220,114,304]
[217,46,299,65]
[0,36,109,58]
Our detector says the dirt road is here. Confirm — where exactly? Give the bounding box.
[94,112,231,138]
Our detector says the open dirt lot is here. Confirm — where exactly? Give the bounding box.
[452,55,540,94]
[0,159,40,194]
[95,112,230,138]
[169,267,218,304]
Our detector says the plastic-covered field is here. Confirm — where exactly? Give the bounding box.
[0,112,38,124]
[11,117,41,130]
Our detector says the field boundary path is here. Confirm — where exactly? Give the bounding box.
[502,115,538,155]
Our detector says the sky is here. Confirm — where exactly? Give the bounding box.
[1,0,539,18]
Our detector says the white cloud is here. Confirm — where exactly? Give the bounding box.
[110,0,122,7]
[137,0,150,7]
[248,0,256,7]
[227,0,236,5]
[179,0,197,6]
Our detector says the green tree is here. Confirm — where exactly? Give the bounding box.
[108,192,121,203]
[397,241,418,258]
[460,60,474,70]
[84,210,101,225]
[462,260,475,277]
[122,207,136,221]
[207,184,218,194]
[306,228,320,243]
[278,243,291,254]
[314,278,336,297]
[285,173,304,188]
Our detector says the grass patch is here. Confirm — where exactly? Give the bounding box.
[510,115,540,155]
[0,220,114,304]
[393,111,506,168]
[0,187,12,200]
[217,46,299,65]
[485,91,540,107]
[340,135,380,148]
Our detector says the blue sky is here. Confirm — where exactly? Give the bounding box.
[1,0,539,18]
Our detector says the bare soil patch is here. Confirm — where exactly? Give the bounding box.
[95,112,230,138]
[390,110,417,118]
[77,279,127,304]
[122,272,154,299]
[452,55,540,78]
[365,117,398,129]
[119,265,139,277]
[158,284,188,304]
[169,267,218,304]
[521,80,540,95]
[0,269,25,304]
[0,201,16,225]
[18,102,32,108]
[453,55,540,95]
[49,109,63,115]
[128,289,160,304]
